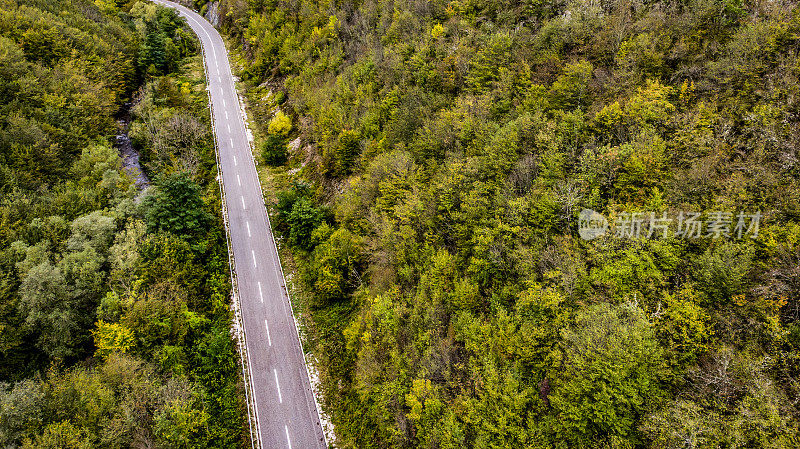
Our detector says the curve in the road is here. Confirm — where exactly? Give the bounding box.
[151,2,327,448]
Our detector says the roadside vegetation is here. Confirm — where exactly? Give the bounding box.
[0,1,245,447]
[214,0,800,447]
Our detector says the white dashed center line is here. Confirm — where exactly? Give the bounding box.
[274,369,282,403]
[161,6,327,448]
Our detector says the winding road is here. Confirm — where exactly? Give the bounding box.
[151,2,327,448]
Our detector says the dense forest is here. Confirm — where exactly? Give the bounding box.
[207,0,800,447]
[0,0,245,447]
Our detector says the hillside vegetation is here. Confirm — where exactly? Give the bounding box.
[211,0,800,447]
[0,1,244,447]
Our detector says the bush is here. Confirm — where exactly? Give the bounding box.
[286,198,323,250]
[268,110,292,136]
[261,134,288,166]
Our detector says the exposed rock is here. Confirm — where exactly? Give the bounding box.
[205,1,219,27]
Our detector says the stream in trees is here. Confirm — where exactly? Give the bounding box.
[115,102,149,189]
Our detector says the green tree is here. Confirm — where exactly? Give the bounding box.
[0,380,45,444]
[549,60,594,110]
[66,211,117,255]
[624,80,675,133]
[261,134,287,166]
[21,421,91,449]
[19,27,68,66]
[154,396,209,449]
[694,242,754,304]
[640,400,723,448]
[17,261,82,361]
[285,197,323,250]
[144,173,211,240]
[306,227,364,305]
[547,302,664,447]
[654,287,713,368]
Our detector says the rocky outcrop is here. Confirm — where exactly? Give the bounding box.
[205,1,219,27]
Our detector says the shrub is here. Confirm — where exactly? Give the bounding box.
[286,198,323,250]
[261,134,287,166]
[268,110,292,136]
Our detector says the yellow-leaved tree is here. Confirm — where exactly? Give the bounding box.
[92,320,135,359]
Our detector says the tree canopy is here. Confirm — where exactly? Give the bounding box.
[0,1,244,447]
[219,0,800,446]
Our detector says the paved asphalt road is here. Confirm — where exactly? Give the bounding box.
[151,2,327,448]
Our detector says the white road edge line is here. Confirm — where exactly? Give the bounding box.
[265,319,272,346]
[157,6,272,449]
[274,369,283,403]
[163,3,327,448]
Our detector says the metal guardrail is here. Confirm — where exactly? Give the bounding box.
[232,69,330,449]
[189,14,262,449]
[160,3,327,447]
